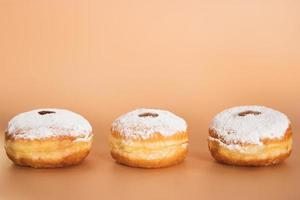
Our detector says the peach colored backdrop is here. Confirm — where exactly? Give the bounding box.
[0,1,299,200]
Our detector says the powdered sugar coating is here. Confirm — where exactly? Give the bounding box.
[209,105,290,145]
[112,108,187,139]
[7,108,92,141]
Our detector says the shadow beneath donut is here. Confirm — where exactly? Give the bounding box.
[2,158,98,199]
[180,148,294,190]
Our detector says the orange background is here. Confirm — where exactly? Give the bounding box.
[0,1,300,199]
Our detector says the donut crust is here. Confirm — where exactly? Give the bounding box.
[5,134,92,168]
[109,131,188,168]
[208,127,292,166]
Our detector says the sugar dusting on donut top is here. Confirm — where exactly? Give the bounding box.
[112,108,187,139]
[209,105,290,146]
[7,108,92,141]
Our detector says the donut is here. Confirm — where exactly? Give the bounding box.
[208,105,292,166]
[5,108,93,168]
[109,108,188,168]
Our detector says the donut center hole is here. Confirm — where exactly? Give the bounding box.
[238,110,261,117]
[138,112,159,118]
[38,110,56,115]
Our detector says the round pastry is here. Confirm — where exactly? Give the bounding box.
[5,108,93,168]
[208,105,292,166]
[110,108,188,168]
